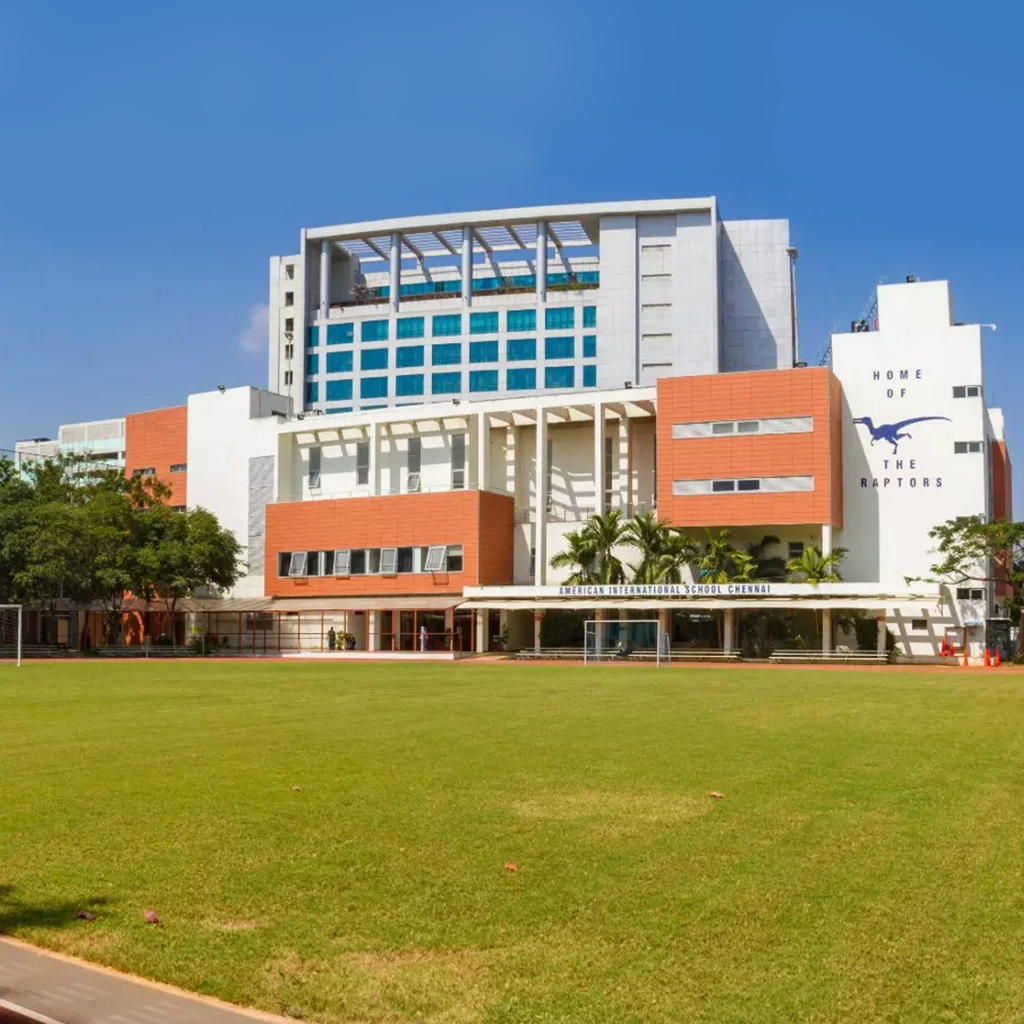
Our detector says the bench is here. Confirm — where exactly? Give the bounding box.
[514,647,740,663]
[769,650,888,665]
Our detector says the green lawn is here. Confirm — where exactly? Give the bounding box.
[2,662,1024,1023]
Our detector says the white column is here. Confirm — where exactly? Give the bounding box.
[389,232,401,312]
[659,608,670,654]
[462,226,473,307]
[477,413,489,492]
[475,609,487,653]
[723,608,735,653]
[876,613,887,657]
[822,609,832,655]
[368,612,380,652]
[821,523,833,557]
[534,611,543,654]
[319,241,331,320]
[369,422,380,496]
[535,408,547,585]
[618,413,631,516]
[536,221,547,303]
[505,426,517,497]
[593,402,604,515]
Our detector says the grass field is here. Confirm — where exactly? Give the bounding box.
[2,661,1024,1023]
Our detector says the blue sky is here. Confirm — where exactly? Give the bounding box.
[1,1,1021,493]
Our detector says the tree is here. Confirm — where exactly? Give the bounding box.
[746,534,787,581]
[0,457,34,604]
[907,515,1024,662]
[785,544,848,649]
[549,529,597,585]
[622,513,696,585]
[696,529,756,584]
[580,510,627,584]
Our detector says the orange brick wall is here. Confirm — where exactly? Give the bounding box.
[656,368,842,527]
[125,406,188,505]
[991,440,1014,598]
[264,490,514,598]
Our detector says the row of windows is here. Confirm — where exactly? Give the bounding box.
[672,475,815,496]
[672,416,814,440]
[352,271,599,303]
[278,545,464,578]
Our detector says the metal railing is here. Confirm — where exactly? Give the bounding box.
[279,484,513,504]
[514,500,656,524]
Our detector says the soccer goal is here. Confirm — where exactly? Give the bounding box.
[584,618,669,665]
[0,605,23,667]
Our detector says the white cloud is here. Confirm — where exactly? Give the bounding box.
[237,302,269,354]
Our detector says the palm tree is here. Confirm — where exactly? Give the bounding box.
[622,513,696,584]
[549,529,597,584]
[746,534,787,581]
[580,510,627,584]
[695,528,755,583]
[785,545,849,648]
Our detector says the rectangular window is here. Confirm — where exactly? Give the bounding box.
[306,353,319,375]
[956,587,984,601]
[954,441,983,454]
[736,479,760,491]
[284,370,293,386]
[133,467,156,477]
[326,406,352,414]
[285,264,294,280]
[583,365,597,387]
[360,320,387,342]
[396,374,424,397]
[432,371,461,394]
[307,446,321,488]
[407,436,421,476]
[507,309,536,333]
[326,350,353,374]
[737,420,760,434]
[447,544,464,573]
[335,549,351,576]
[327,323,353,345]
[380,547,398,575]
[285,291,294,307]
[545,307,575,330]
[287,551,307,577]
[397,546,414,574]
[545,336,574,360]
[712,422,734,435]
[583,306,597,329]
[285,317,294,333]
[451,433,466,490]
[306,326,317,348]
[911,618,928,631]
[604,435,613,509]
[306,551,322,577]
[361,348,388,371]
[326,378,352,402]
[278,552,291,577]
[470,311,499,335]
[284,343,294,360]
[788,542,804,560]
[396,345,424,368]
[469,340,498,363]
[305,381,319,405]
[360,376,388,400]
[470,369,499,393]
[507,337,536,361]
[350,549,366,575]
[545,365,575,389]
[953,385,982,398]
[424,545,447,572]
[507,367,537,391]
[712,480,736,492]
[583,335,596,358]
[169,463,187,473]
[356,441,370,485]
[432,314,462,337]
[397,316,424,339]
[432,343,462,365]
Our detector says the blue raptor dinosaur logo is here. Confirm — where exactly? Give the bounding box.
[853,415,950,454]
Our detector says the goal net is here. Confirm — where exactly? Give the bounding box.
[584,619,668,665]
[0,605,23,667]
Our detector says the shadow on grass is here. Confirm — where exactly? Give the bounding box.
[0,885,111,932]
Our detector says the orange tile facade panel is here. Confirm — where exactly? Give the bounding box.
[991,440,1014,598]
[655,368,842,527]
[125,406,188,505]
[264,490,514,598]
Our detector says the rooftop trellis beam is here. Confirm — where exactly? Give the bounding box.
[359,237,390,262]
[433,231,458,255]
[508,225,529,249]
[400,234,425,262]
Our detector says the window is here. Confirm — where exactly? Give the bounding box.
[362,319,389,342]
[712,422,734,435]
[674,476,814,496]
[356,440,370,485]
[306,354,319,375]
[470,340,498,363]
[284,370,293,386]
[133,467,156,477]
[737,479,760,491]
[284,343,294,360]
[545,365,575,389]
[528,546,536,578]
[451,433,466,490]
[396,374,424,397]
[956,587,984,601]
[288,551,307,577]
[507,338,536,361]
[911,618,928,631]
[545,307,574,330]
[424,545,447,572]
[432,343,462,365]
[396,345,424,368]
[407,436,421,475]
[361,348,388,371]
[326,379,352,402]
[507,309,536,332]
[788,542,804,560]
[285,317,294,333]
[278,552,291,577]
[432,372,461,394]
[737,421,759,434]
[361,376,387,400]
[954,441,983,454]
[285,264,294,280]
[953,385,982,398]
[285,291,294,306]
[604,435,614,509]
[327,406,351,414]
[470,370,499,393]
[432,314,462,337]
[583,335,596,359]
[583,306,597,328]
[397,316,424,339]
[447,545,464,573]
[307,446,322,488]
[306,326,317,348]
[507,367,537,391]
[169,463,187,473]
[380,547,398,575]
[397,547,414,574]
[470,311,499,335]
[305,382,319,405]
[335,549,351,576]
[583,365,597,387]
[350,549,366,575]
[327,323,353,345]
[326,350,353,373]
[545,336,574,360]
[306,551,322,577]
[673,417,812,439]
[712,480,736,492]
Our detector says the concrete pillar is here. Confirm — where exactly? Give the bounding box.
[475,609,487,653]
[723,608,735,653]
[876,613,887,657]
[593,402,604,515]
[369,422,380,496]
[461,226,473,307]
[319,241,331,320]
[821,523,833,557]
[536,221,547,303]
[389,232,401,312]
[368,611,380,652]
[658,608,670,656]
[822,609,832,655]
[505,426,517,497]
[445,607,455,652]
[534,610,543,654]
[477,413,489,492]
[618,413,631,516]
[535,408,547,584]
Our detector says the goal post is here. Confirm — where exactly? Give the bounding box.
[0,605,23,667]
[584,618,669,666]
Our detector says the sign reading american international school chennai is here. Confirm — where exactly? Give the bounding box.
[556,583,776,597]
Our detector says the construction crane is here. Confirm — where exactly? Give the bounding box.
[816,277,886,366]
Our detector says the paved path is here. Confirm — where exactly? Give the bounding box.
[0,938,289,1024]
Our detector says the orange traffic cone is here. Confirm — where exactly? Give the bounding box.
[995,649,1002,667]
[940,639,947,657]
[984,648,991,667]
[962,647,969,667]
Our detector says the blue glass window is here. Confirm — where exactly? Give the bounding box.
[326,406,352,414]
[306,354,319,375]
[470,370,499,393]
[469,311,499,335]
[583,365,597,387]
[507,309,536,332]
[583,306,597,329]
[432,371,461,394]
[362,319,389,342]
[361,348,388,370]
[432,343,461,365]
[326,379,353,402]
[305,381,319,404]
[507,338,536,361]
[326,350,353,374]
[360,376,388,400]
[583,335,597,359]
[396,374,424,397]
[469,340,498,363]
[432,314,462,337]
[545,307,575,330]
[507,367,537,391]
[397,316,424,339]
[396,345,424,368]
[327,323,353,345]
[546,366,575,389]
[545,336,574,360]
[306,326,318,348]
